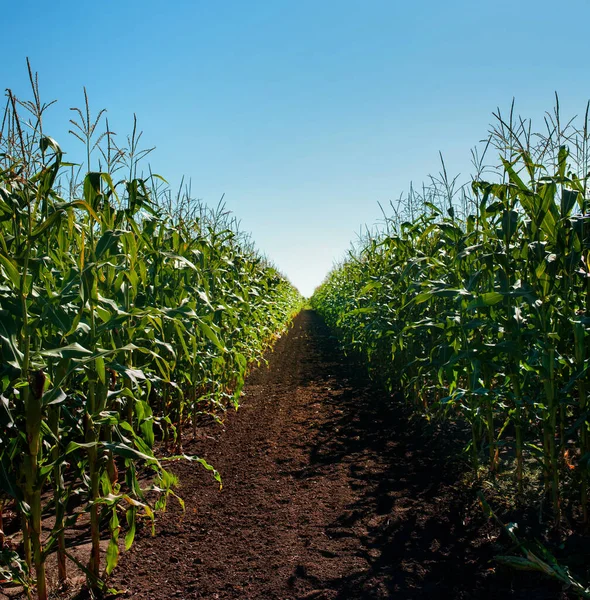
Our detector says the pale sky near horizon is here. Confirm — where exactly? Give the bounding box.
[3,0,590,296]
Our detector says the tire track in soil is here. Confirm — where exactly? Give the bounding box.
[109,310,567,599]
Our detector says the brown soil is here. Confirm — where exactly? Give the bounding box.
[102,310,573,599]
[2,310,573,600]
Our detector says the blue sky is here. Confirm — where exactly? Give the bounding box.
[3,0,590,296]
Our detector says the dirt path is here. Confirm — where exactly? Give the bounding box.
[109,310,566,599]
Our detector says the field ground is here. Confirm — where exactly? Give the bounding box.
[108,310,569,599]
[0,310,574,599]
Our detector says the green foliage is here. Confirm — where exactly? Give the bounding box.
[0,70,302,598]
[312,99,590,530]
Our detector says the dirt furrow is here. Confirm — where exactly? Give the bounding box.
[109,310,566,599]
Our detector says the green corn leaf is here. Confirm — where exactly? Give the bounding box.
[466,292,504,310]
[103,442,157,463]
[105,509,120,576]
[0,253,20,288]
[197,318,225,351]
[95,229,125,260]
[41,343,92,359]
[125,507,137,551]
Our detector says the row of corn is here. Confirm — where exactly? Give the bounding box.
[312,102,590,528]
[0,79,302,597]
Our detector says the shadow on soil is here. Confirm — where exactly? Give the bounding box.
[287,314,567,600]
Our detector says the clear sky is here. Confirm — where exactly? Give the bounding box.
[3,0,590,296]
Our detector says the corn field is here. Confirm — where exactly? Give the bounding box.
[312,99,590,528]
[0,69,302,598]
